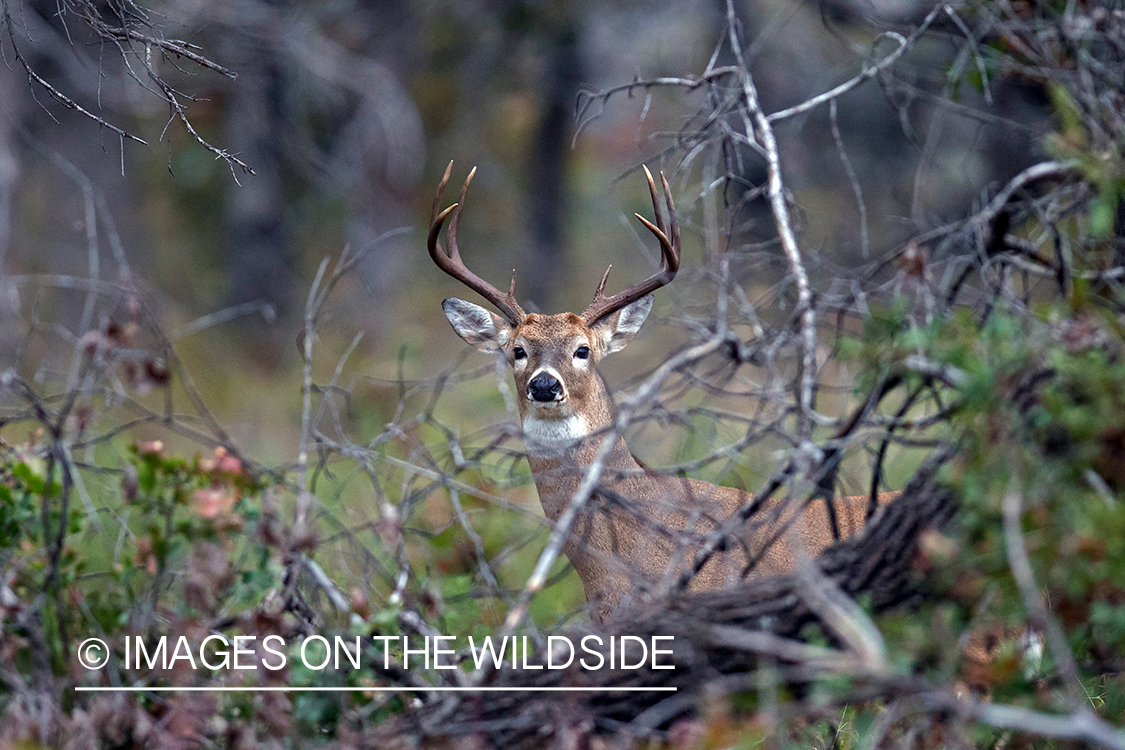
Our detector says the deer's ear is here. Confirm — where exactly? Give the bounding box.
[594,295,653,355]
[442,298,511,353]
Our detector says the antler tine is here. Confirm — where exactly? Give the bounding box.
[582,166,681,325]
[430,159,454,228]
[427,162,526,325]
[661,170,680,265]
[644,164,665,235]
[445,164,476,264]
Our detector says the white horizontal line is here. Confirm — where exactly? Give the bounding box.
[75,686,677,693]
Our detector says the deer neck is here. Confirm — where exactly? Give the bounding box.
[520,373,640,523]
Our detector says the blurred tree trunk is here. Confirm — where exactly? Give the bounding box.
[711,0,772,248]
[221,0,293,349]
[0,53,22,367]
[0,58,19,274]
[524,20,583,312]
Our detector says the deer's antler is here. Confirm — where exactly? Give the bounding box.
[581,165,680,325]
[428,161,526,325]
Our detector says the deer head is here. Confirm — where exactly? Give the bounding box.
[429,162,680,449]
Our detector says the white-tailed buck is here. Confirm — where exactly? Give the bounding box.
[428,162,895,618]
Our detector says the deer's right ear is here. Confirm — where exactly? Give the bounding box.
[594,294,653,355]
[442,298,512,353]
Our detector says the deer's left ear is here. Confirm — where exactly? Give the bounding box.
[593,295,653,355]
[442,298,512,353]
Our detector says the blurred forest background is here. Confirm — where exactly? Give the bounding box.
[1,0,1044,424]
[4,0,1125,747]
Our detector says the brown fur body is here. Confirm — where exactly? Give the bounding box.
[449,309,894,616]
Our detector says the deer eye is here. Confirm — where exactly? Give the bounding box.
[513,347,526,360]
[574,346,590,360]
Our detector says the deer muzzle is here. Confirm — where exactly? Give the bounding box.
[528,371,565,403]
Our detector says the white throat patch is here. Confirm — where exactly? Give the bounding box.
[522,413,589,458]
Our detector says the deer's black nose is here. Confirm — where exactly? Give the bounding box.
[528,372,563,402]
